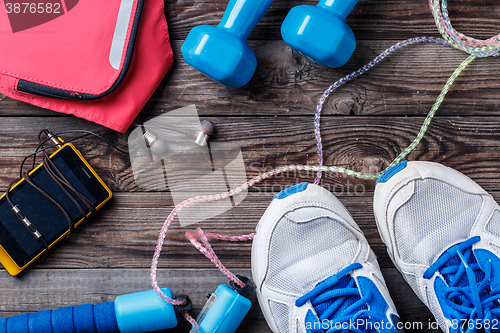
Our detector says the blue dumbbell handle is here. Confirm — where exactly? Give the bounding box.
[219,0,274,38]
[0,302,119,333]
[318,0,359,20]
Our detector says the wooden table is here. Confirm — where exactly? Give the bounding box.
[1,1,499,332]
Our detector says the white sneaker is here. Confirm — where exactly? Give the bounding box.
[374,161,500,333]
[252,183,403,333]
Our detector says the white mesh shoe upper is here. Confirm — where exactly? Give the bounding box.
[253,183,400,333]
[266,215,360,296]
[374,161,500,333]
[269,300,290,333]
[393,178,483,266]
[485,210,500,238]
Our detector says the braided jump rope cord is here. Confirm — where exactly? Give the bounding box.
[151,165,304,304]
[314,37,448,184]
[151,38,473,294]
[185,228,255,288]
[183,312,199,333]
[151,42,476,310]
[151,165,377,304]
[314,40,476,184]
[429,0,500,56]
[152,2,493,328]
[313,0,500,184]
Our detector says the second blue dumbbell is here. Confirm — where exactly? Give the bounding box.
[281,0,359,68]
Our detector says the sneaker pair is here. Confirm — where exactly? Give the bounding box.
[252,161,500,333]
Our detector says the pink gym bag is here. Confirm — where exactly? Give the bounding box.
[0,0,174,133]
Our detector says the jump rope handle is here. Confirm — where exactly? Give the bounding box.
[0,302,119,333]
[0,289,177,333]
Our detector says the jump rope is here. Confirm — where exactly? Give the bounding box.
[148,0,500,331]
[3,0,497,331]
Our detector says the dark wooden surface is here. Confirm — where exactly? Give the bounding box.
[1,1,500,332]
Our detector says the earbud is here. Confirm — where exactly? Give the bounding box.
[143,131,168,155]
[142,120,214,153]
[195,120,215,146]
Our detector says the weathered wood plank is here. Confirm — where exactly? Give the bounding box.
[165,0,500,41]
[1,40,499,117]
[6,192,380,271]
[154,41,500,118]
[3,188,499,274]
[2,116,500,193]
[0,268,438,332]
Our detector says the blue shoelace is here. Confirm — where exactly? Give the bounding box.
[424,236,500,333]
[295,263,387,333]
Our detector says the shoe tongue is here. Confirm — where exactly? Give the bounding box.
[312,275,367,320]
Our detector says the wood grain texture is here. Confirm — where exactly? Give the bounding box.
[0,0,499,332]
[2,42,500,117]
[4,188,500,270]
[0,268,437,333]
[3,116,500,192]
[165,0,500,41]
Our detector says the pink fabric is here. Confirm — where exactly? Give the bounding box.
[0,1,132,93]
[0,0,174,133]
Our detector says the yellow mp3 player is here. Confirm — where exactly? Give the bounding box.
[0,142,112,275]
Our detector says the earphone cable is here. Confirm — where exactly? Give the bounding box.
[21,129,128,178]
[6,129,103,263]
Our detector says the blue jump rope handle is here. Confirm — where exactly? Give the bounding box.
[0,302,119,333]
[0,288,177,333]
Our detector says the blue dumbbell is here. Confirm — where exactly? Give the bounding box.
[0,289,178,333]
[281,0,359,68]
[182,0,274,88]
